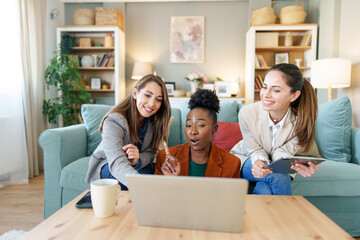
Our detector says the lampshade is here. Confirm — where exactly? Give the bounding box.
[311,58,351,89]
[131,61,153,80]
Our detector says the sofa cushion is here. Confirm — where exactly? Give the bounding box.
[315,96,352,162]
[212,122,243,151]
[180,101,239,143]
[81,104,113,155]
[60,156,90,191]
[292,160,360,197]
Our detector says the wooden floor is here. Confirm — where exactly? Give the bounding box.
[0,172,44,234]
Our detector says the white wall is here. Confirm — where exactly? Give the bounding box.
[125,1,249,95]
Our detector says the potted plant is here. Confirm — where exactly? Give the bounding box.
[43,51,93,126]
[101,80,111,89]
[185,72,208,93]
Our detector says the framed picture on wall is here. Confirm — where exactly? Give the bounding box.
[165,82,176,96]
[275,52,289,65]
[90,77,101,89]
[170,16,205,63]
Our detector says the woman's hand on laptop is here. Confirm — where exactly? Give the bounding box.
[161,141,180,176]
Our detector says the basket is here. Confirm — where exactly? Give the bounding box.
[72,8,95,25]
[250,7,276,25]
[279,5,304,15]
[279,11,307,24]
[95,7,124,31]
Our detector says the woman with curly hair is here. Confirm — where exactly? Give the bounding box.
[155,89,240,178]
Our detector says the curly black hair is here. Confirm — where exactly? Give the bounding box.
[188,89,220,124]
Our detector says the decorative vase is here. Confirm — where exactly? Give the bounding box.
[189,81,200,93]
[285,32,293,46]
[104,33,114,48]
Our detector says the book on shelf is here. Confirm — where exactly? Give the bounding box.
[97,54,107,67]
[257,75,264,86]
[255,54,260,68]
[257,54,268,67]
[102,52,112,67]
[298,33,312,46]
[106,54,115,67]
[255,76,263,89]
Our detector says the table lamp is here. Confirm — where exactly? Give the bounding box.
[310,58,351,101]
[131,61,153,80]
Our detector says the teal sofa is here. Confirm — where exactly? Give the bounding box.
[38,96,360,237]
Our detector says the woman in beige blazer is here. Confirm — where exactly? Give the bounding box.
[231,63,318,195]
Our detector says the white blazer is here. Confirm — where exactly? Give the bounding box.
[230,102,299,167]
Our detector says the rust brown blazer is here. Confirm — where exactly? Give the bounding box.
[155,142,241,178]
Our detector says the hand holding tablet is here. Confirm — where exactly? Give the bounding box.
[265,156,325,174]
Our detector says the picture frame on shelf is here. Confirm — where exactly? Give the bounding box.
[90,77,101,89]
[215,81,232,97]
[165,82,176,97]
[275,52,289,65]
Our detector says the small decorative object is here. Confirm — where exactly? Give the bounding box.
[81,55,94,67]
[185,72,208,93]
[284,32,293,46]
[275,52,289,64]
[104,33,114,48]
[165,82,176,97]
[250,6,276,26]
[79,38,91,47]
[215,81,232,97]
[72,8,95,25]
[95,43,103,47]
[186,91,194,97]
[295,58,302,67]
[173,90,186,97]
[92,55,98,66]
[95,7,124,31]
[278,1,307,24]
[90,77,102,89]
[203,83,214,91]
[170,16,204,63]
[101,80,110,89]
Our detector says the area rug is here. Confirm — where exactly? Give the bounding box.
[0,230,27,240]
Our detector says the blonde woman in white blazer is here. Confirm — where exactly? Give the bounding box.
[231,64,318,195]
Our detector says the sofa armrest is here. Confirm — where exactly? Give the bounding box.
[38,124,87,218]
[351,127,360,165]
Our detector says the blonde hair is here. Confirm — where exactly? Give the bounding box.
[99,74,171,150]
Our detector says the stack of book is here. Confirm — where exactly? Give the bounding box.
[297,33,312,46]
[97,52,114,67]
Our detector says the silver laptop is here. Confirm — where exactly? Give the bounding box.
[126,175,248,233]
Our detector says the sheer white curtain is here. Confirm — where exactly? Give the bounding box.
[0,1,29,187]
[19,0,47,178]
[0,0,46,187]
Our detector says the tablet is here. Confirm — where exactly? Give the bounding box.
[265,156,325,174]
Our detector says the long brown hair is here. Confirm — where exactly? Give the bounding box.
[268,64,318,153]
[99,74,171,150]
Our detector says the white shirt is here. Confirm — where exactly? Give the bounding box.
[253,108,291,165]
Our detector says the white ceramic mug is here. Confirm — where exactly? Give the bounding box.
[91,179,120,218]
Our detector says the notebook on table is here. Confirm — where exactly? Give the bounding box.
[126,175,249,233]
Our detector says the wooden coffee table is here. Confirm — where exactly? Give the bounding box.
[23,191,352,240]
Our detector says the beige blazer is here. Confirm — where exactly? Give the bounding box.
[230,101,299,167]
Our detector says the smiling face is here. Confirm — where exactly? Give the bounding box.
[132,81,163,121]
[260,70,300,119]
[185,108,218,153]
